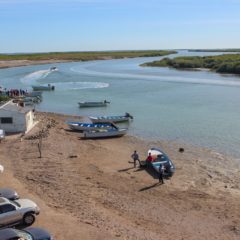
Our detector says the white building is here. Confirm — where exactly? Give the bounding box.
[0,100,36,133]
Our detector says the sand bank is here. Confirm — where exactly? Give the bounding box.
[0,60,71,69]
[0,112,240,240]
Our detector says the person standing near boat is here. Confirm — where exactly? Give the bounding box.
[131,150,141,168]
[159,163,165,184]
[146,152,153,168]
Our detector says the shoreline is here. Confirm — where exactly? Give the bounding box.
[0,59,72,69]
[1,111,240,239]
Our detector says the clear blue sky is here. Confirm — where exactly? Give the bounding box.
[1,0,240,53]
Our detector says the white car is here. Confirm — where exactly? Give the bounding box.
[0,197,40,228]
[0,129,5,141]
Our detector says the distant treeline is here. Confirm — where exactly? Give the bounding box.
[142,54,240,74]
[0,50,177,61]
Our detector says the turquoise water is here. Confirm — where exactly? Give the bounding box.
[1,50,240,157]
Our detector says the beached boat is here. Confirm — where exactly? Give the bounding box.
[147,147,176,177]
[81,127,127,139]
[89,112,133,123]
[32,84,55,91]
[78,100,110,108]
[66,121,115,131]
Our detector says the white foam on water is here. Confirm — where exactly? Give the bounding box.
[71,65,240,87]
[21,69,53,85]
[53,81,109,90]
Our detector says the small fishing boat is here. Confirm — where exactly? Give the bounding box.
[78,100,110,108]
[26,91,43,98]
[50,67,58,71]
[32,84,55,91]
[66,121,115,131]
[90,112,133,123]
[81,127,127,139]
[147,148,176,177]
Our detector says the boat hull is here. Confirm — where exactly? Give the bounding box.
[90,116,131,123]
[78,102,108,108]
[148,148,176,177]
[82,128,127,139]
[32,85,55,91]
[66,122,113,131]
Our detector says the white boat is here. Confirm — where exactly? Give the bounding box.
[90,112,133,123]
[78,100,110,108]
[32,84,55,91]
[81,128,127,139]
[66,121,115,131]
[26,91,43,98]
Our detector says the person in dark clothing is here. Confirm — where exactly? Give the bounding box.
[131,150,141,168]
[159,163,165,184]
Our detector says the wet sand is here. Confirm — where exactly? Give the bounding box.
[0,112,240,239]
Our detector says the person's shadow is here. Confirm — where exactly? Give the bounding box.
[139,182,162,192]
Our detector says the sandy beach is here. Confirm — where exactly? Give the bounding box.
[0,111,240,240]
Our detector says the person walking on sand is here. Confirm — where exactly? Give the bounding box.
[159,163,165,184]
[131,150,141,168]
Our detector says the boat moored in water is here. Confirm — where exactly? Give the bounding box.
[90,112,133,123]
[32,84,55,91]
[78,100,110,108]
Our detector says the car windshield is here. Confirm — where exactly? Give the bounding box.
[10,200,20,208]
[13,229,33,240]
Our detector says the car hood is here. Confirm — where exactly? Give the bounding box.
[15,199,38,209]
[26,227,52,240]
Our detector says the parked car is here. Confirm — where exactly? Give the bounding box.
[0,129,5,142]
[0,227,53,240]
[0,165,3,173]
[0,197,40,228]
[0,188,19,200]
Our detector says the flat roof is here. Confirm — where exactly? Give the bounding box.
[0,100,32,114]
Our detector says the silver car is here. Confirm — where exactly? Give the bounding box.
[0,197,40,228]
[0,188,19,200]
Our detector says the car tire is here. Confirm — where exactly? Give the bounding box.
[23,213,35,226]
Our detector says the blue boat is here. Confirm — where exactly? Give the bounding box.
[66,121,115,131]
[147,147,176,177]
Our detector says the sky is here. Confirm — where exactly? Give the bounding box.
[0,0,240,53]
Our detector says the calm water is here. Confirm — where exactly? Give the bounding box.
[1,50,240,157]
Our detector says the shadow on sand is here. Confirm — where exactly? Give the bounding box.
[118,166,135,172]
[139,182,163,192]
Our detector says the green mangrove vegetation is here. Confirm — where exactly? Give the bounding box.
[0,50,177,61]
[142,54,240,74]
[0,95,10,102]
[188,49,240,52]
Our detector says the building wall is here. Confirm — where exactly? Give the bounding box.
[0,109,26,133]
[25,111,35,133]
